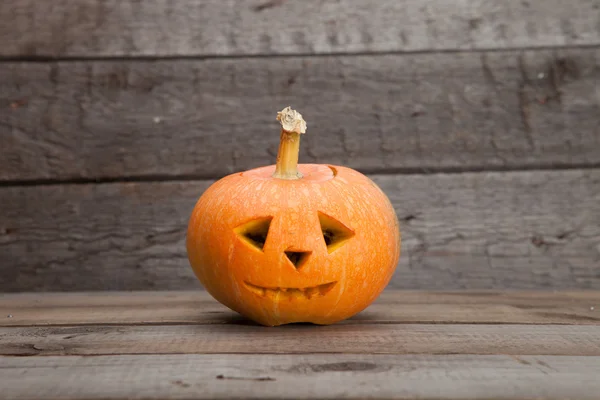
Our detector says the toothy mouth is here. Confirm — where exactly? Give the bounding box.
[244,281,337,300]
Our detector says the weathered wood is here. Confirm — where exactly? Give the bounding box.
[1,169,599,292]
[2,323,599,356]
[2,0,600,58]
[2,291,599,327]
[2,354,600,400]
[1,291,598,399]
[1,48,599,182]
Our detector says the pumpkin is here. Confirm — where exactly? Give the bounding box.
[186,107,400,326]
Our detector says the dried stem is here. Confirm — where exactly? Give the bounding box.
[272,107,307,180]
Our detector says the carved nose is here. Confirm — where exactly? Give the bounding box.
[284,250,312,270]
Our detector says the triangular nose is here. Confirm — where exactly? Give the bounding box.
[284,250,312,270]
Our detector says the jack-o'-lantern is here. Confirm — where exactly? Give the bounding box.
[186,107,400,326]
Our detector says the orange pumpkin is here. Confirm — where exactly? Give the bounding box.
[186,107,400,326]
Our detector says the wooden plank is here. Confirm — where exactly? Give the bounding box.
[1,48,599,182]
[2,354,600,400]
[1,0,600,58]
[2,291,599,327]
[1,169,600,292]
[2,324,600,356]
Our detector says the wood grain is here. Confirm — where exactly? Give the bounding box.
[2,354,600,400]
[2,323,600,356]
[1,48,599,182]
[2,0,600,58]
[1,169,599,292]
[2,291,599,327]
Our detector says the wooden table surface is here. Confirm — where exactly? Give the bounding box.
[1,290,600,400]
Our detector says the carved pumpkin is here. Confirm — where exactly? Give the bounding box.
[186,107,400,326]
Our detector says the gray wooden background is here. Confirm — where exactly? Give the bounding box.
[1,0,599,292]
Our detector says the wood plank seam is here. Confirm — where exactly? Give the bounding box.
[2,43,600,63]
[3,163,600,188]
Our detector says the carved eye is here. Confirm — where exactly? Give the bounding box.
[234,217,273,251]
[318,212,355,253]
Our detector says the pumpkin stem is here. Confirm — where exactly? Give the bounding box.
[272,106,307,180]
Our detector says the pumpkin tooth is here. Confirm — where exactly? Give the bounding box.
[280,287,287,292]
[318,282,336,296]
[245,282,265,296]
[304,287,316,299]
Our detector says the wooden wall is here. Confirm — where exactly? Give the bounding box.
[1,0,599,292]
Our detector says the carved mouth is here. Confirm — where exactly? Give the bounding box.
[244,281,337,300]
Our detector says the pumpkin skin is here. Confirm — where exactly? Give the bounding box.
[186,163,401,326]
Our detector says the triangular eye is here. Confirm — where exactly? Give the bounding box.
[318,212,355,253]
[234,217,273,251]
